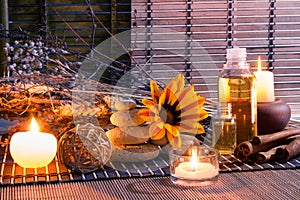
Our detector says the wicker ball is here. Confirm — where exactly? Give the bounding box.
[58,123,112,173]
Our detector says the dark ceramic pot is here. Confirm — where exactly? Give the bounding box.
[257,98,291,135]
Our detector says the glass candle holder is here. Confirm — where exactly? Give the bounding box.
[169,146,219,187]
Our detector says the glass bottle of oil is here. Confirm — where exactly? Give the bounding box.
[218,47,257,145]
[211,102,237,155]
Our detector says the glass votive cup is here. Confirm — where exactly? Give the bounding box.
[169,146,219,187]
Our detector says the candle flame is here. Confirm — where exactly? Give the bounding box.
[30,117,39,133]
[190,147,198,171]
[257,56,262,72]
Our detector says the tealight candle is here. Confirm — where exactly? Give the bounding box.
[170,146,219,186]
[9,118,57,168]
[253,56,275,102]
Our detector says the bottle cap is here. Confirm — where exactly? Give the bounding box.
[227,47,246,62]
[224,47,249,68]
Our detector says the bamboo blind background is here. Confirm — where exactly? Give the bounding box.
[7,0,131,54]
[2,0,300,119]
[5,0,131,84]
[132,0,300,119]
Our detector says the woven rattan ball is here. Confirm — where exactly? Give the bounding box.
[58,123,112,173]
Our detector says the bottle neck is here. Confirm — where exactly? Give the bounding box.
[216,102,233,118]
[223,61,250,69]
[225,47,248,69]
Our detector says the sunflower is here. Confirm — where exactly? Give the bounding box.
[138,74,208,148]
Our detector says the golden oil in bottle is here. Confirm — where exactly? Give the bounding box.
[212,119,237,154]
[211,103,237,155]
[218,48,257,145]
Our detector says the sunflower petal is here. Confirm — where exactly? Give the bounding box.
[154,115,165,129]
[169,92,178,106]
[181,96,205,114]
[149,122,163,137]
[142,98,156,108]
[166,74,184,94]
[150,126,166,140]
[196,123,205,134]
[167,133,182,148]
[138,108,152,122]
[150,80,161,103]
[159,89,168,107]
[164,123,180,137]
[175,74,185,93]
[199,109,209,120]
[179,122,205,134]
[197,95,206,107]
[181,114,202,121]
[176,86,197,110]
[180,105,200,118]
[165,76,176,93]
[180,108,208,121]
[180,101,199,114]
[165,88,178,106]
[142,99,159,115]
[178,120,199,131]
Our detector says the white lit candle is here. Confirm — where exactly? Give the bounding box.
[9,118,57,168]
[174,148,219,180]
[253,56,275,102]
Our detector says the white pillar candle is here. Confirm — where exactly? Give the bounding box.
[253,56,275,102]
[9,118,57,168]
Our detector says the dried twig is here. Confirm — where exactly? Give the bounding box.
[84,0,164,88]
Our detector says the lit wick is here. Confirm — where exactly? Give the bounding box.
[190,147,198,171]
[257,56,262,71]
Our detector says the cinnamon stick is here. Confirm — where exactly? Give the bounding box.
[275,138,300,163]
[253,128,300,145]
[252,145,287,163]
[234,140,283,162]
[234,134,300,162]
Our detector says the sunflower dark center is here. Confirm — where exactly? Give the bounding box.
[159,101,181,125]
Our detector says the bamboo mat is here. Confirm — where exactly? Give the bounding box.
[2,170,300,200]
[1,120,300,186]
[1,137,300,186]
